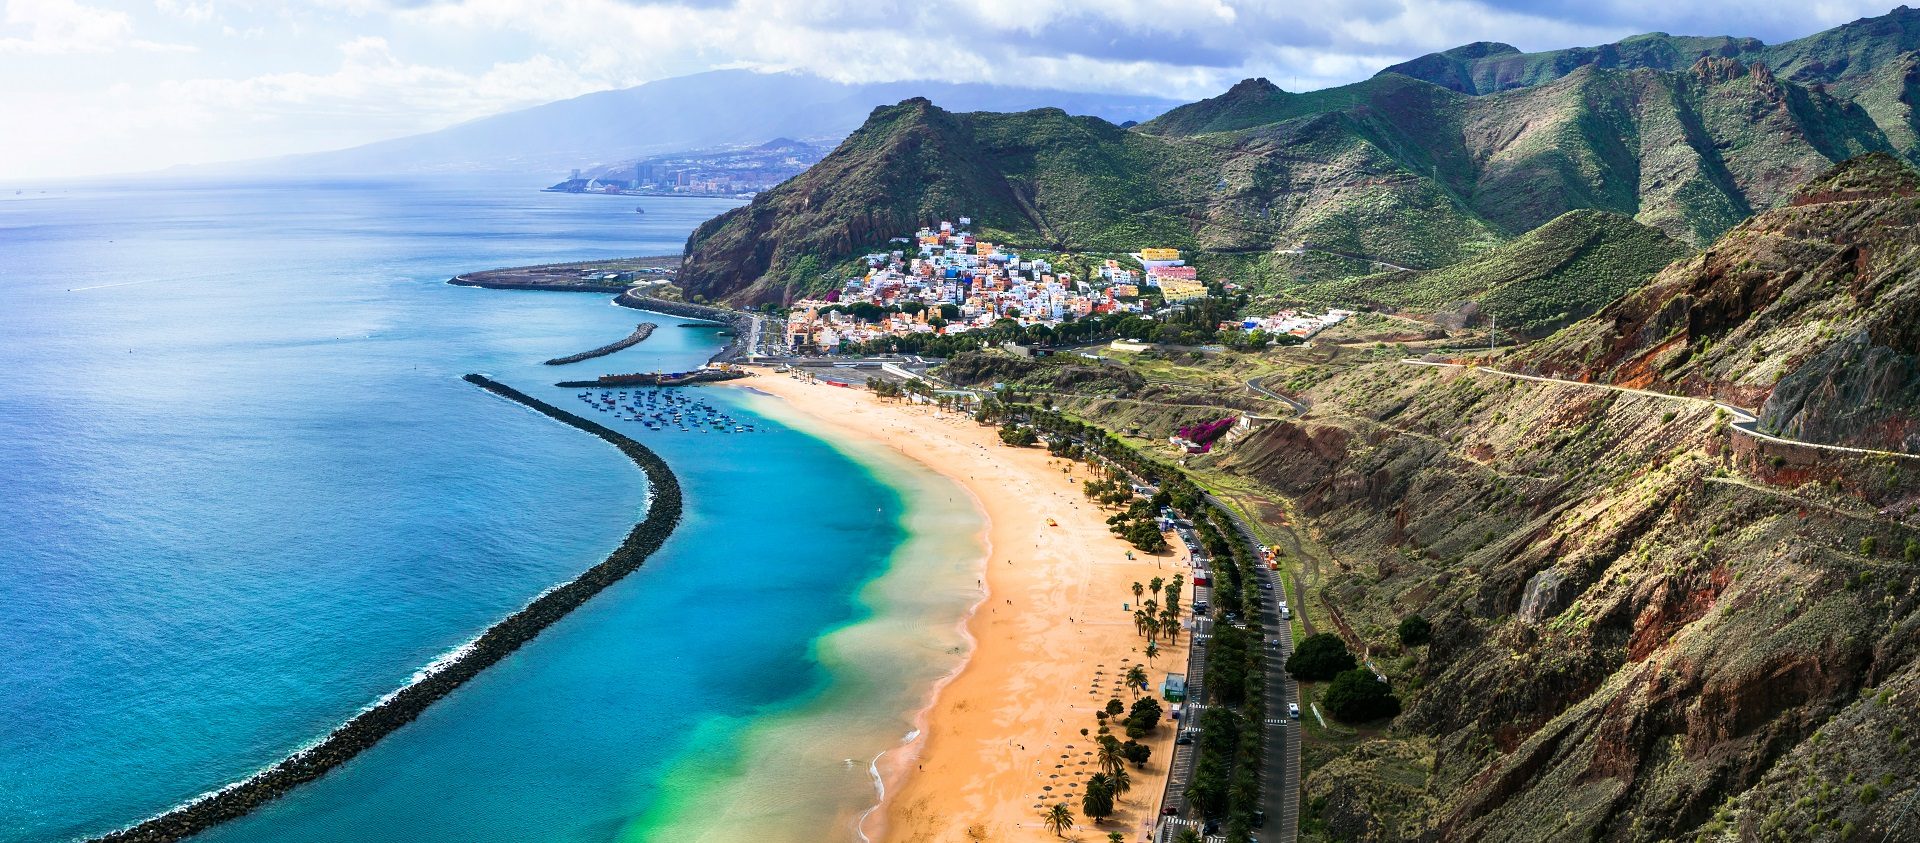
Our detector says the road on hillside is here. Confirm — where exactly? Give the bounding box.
[1246,375,1309,416]
[1400,359,1920,462]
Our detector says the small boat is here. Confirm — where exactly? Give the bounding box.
[635,207,646,214]
[1047,518,1058,527]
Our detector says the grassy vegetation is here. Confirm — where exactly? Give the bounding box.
[1300,209,1692,337]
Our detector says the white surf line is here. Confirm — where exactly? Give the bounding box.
[1401,359,1920,462]
[852,730,914,843]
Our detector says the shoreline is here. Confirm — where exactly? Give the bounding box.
[543,322,657,365]
[729,372,1191,843]
[88,375,683,843]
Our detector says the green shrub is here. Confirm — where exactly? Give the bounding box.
[1861,537,1878,556]
[1323,668,1403,723]
[1287,633,1357,681]
[1397,614,1432,647]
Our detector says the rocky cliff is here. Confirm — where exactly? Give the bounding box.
[1525,153,1920,453]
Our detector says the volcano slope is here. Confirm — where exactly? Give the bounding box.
[1110,158,1920,842]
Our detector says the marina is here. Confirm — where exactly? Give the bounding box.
[574,386,758,433]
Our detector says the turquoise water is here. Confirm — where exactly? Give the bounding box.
[0,179,981,842]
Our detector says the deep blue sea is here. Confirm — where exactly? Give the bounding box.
[0,178,980,842]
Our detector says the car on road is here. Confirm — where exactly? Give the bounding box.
[1162,806,1179,816]
[1258,581,1272,591]
[1281,606,1292,620]
[1253,810,1266,828]
[1288,702,1301,719]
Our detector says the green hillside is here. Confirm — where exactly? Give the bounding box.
[1381,6,1920,158]
[682,60,1884,305]
[1299,209,1692,338]
[1524,151,1920,452]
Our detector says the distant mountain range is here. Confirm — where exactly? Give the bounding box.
[238,69,1184,176]
[679,6,1920,305]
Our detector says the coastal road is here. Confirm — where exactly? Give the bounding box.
[1205,495,1299,843]
[1159,524,1212,825]
[1400,359,1920,463]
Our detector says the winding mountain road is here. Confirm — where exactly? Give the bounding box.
[1400,360,1920,462]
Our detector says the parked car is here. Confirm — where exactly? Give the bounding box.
[1288,702,1301,719]
[1253,810,1267,828]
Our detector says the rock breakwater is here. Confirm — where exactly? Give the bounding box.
[615,291,754,362]
[544,322,657,366]
[90,374,683,843]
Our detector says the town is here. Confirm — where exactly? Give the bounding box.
[781,218,1352,353]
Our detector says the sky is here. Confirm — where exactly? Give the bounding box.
[0,0,1908,179]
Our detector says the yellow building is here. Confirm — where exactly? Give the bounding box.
[1158,278,1207,302]
[1139,247,1182,261]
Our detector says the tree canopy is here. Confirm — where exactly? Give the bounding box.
[1323,668,1402,723]
[1286,633,1357,681]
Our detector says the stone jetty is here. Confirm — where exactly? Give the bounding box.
[89,375,683,843]
[544,322,657,365]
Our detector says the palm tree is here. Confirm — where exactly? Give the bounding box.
[1145,639,1160,664]
[1149,576,1165,600]
[1142,616,1160,643]
[1108,833,1125,843]
[1162,607,1180,643]
[1083,773,1116,822]
[1110,765,1131,797]
[1131,581,1144,604]
[1131,609,1148,636]
[1097,740,1125,775]
[1174,828,1202,843]
[1126,664,1147,696]
[1043,803,1074,837]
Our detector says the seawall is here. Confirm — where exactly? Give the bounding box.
[615,291,754,363]
[90,375,684,843]
[544,322,658,366]
[447,277,628,293]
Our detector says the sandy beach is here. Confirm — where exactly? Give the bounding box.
[730,372,1193,843]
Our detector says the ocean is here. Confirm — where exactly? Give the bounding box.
[0,178,982,842]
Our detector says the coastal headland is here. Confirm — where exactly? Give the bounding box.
[731,372,1193,843]
[88,375,683,843]
[544,322,657,365]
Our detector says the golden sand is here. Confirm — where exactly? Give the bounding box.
[729,372,1194,843]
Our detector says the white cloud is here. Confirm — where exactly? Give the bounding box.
[0,0,1904,178]
[0,0,193,53]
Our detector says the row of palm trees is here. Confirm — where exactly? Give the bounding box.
[1129,574,1186,661]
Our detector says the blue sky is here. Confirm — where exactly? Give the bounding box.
[0,0,1904,179]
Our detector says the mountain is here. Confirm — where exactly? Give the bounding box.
[241,69,1185,176]
[1525,152,1920,452]
[674,97,1230,303]
[1380,6,1920,159]
[1020,155,1920,843]
[681,60,1886,305]
[1299,210,1693,339]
